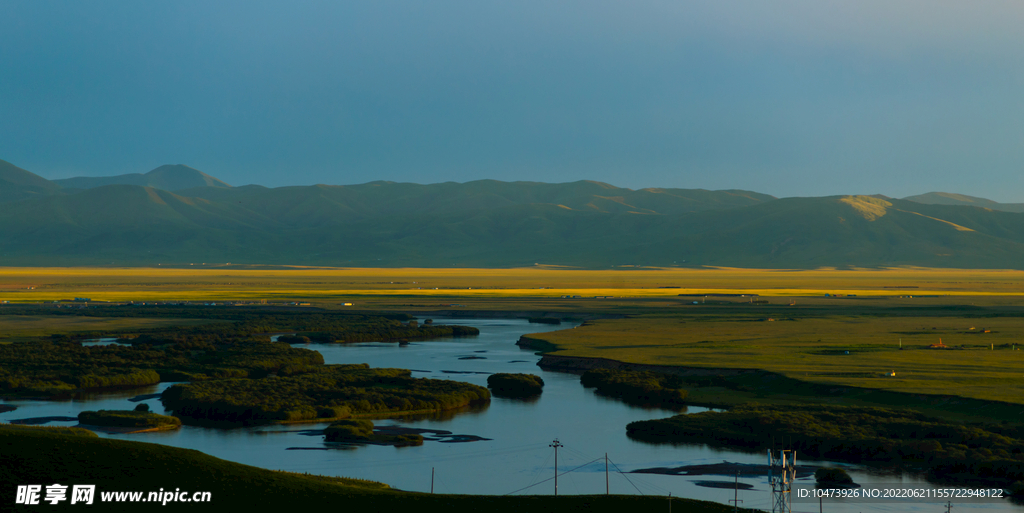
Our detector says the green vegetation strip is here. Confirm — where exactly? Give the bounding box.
[627,404,1024,491]
[0,425,745,512]
[0,307,476,398]
[160,365,491,425]
[0,305,478,342]
[0,338,321,397]
[580,369,687,409]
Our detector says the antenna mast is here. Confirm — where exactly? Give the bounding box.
[768,448,796,513]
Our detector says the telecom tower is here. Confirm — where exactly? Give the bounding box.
[768,449,796,513]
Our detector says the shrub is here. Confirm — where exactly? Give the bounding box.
[316,406,351,419]
[277,335,311,344]
[324,420,375,441]
[815,467,854,486]
[580,369,687,408]
[528,317,561,325]
[78,410,181,429]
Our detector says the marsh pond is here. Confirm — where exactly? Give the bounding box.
[2,318,1017,513]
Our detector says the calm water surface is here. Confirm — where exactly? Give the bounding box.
[3,319,1019,512]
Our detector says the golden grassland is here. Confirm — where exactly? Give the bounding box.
[2,266,1024,303]
[532,314,1024,405]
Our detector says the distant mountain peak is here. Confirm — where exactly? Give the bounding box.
[0,158,59,189]
[0,158,63,202]
[903,192,1024,213]
[143,164,232,189]
[52,164,231,192]
[904,192,998,206]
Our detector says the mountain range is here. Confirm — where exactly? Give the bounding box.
[2,158,1023,268]
[52,164,232,191]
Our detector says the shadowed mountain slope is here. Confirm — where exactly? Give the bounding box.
[1,176,1023,268]
[179,180,774,223]
[0,180,777,266]
[4,158,1024,268]
[54,164,232,191]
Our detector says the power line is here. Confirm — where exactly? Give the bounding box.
[275,442,549,472]
[519,450,554,497]
[503,457,604,495]
[607,457,644,496]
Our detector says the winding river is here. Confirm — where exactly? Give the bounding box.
[1,318,1018,512]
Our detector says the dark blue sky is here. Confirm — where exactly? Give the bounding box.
[2,1,1023,200]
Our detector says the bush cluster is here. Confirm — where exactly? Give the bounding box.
[0,338,320,397]
[324,419,423,446]
[324,419,374,440]
[487,373,544,398]
[78,410,181,428]
[0,309,477,398]
[160,365,491,425]
[580,369,688,408]
[815,468,854,487]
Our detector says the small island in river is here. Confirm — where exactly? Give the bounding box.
[77,409,182,433]
[160,364,491,426]
[487,373,544,398]
[324,419,423,447]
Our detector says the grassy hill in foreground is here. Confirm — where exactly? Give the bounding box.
[0,425,742,512]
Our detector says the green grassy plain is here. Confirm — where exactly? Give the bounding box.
[0,315,215,343]
[535,313,1024,402]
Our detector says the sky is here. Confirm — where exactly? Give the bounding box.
[2,1,1023,201]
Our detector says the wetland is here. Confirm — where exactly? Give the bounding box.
[3,311,1021,512]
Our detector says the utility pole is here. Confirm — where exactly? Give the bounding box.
[729,471,743,512]
[430,467,434,494]
[605,453,609,495]
[946,501,953,513]
[550,439,563,496]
